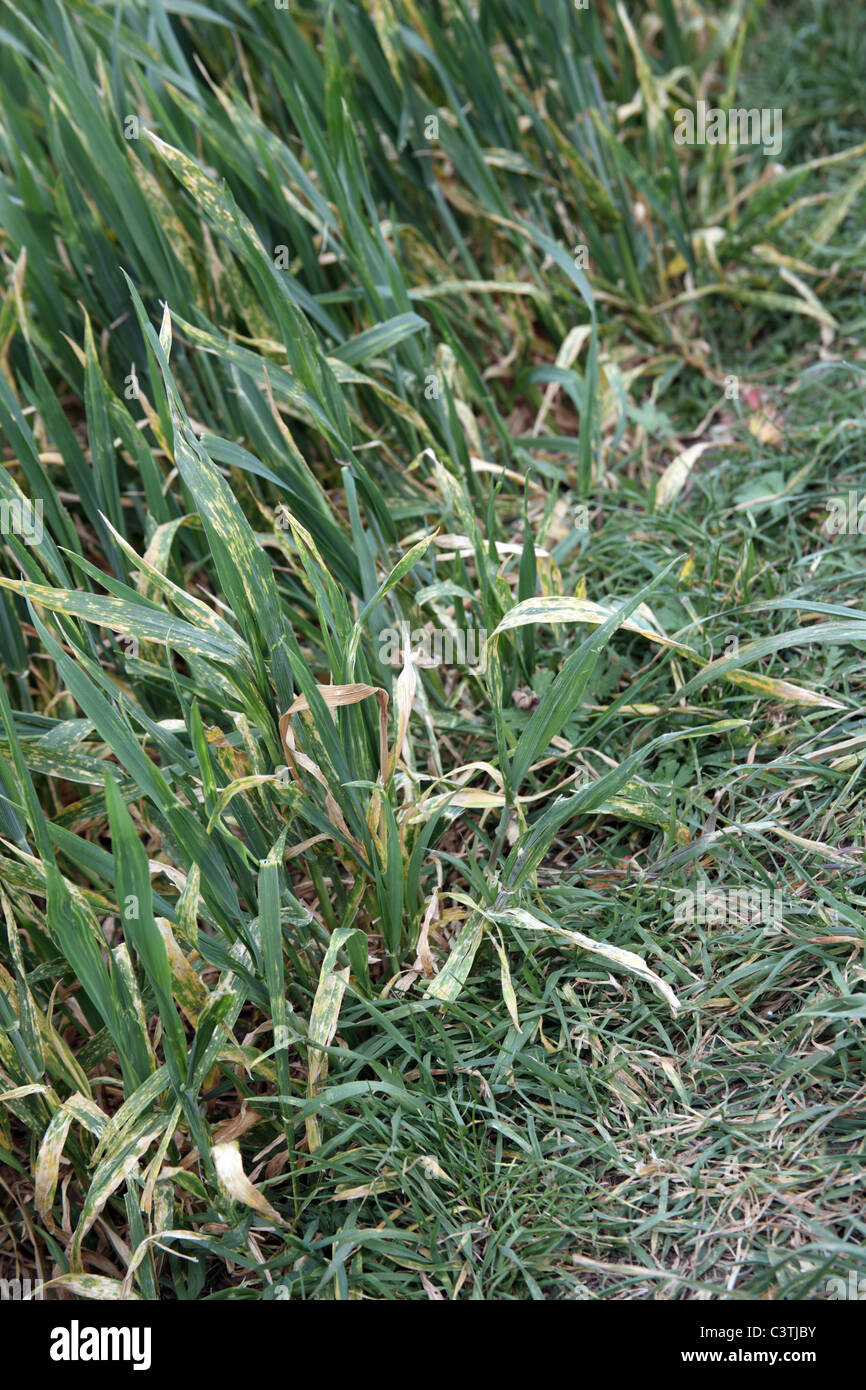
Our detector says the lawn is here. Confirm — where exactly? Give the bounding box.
[0,0,864,1302]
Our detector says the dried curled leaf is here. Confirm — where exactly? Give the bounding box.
[211,1139,286,1225]
[280,682,389,783]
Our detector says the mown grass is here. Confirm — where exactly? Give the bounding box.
[0,0,864,1300]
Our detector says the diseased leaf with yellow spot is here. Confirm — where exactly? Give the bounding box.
[41,1275,140,1301]
[498,907,681,1015]
[34,1106,74,1225]
[426,908,487,1003]
[305,927,367,1150]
